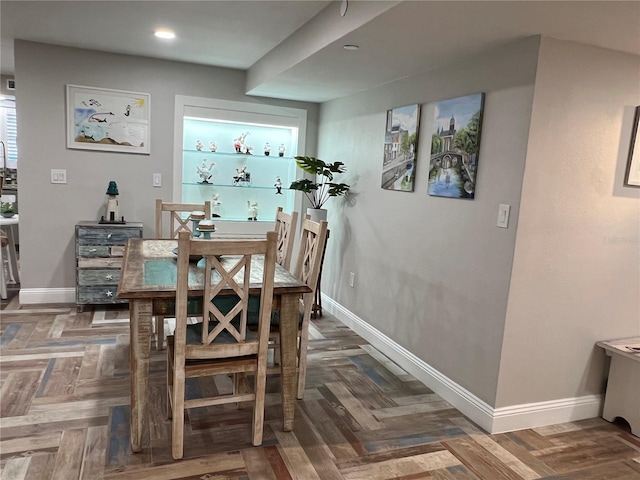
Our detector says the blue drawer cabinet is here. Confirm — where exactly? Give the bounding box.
[75,221,143,311]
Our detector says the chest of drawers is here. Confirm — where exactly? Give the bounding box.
[75,221,143,312]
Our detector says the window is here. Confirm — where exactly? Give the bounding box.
[0,97,17,169]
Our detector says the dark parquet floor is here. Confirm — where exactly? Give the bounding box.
[0,299,638,479]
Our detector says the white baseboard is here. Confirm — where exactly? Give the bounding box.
[19,287,75,305]
[321,294,603,434]
[491,394,603,433]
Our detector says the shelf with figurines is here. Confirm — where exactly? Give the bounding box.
[181,117,300,223]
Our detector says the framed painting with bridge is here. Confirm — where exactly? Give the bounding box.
[381,103,420,192]
[66,85,150,154]
[428,93,485,199]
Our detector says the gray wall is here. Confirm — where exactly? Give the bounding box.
[14,40,319,291]
[496,38,640,407]
[316,34,640,408]
[316,37,540,405]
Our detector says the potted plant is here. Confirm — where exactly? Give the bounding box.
[0,201,16,218]
[289,156,350,222]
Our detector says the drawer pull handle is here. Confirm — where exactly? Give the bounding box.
[107,233,112,239]
[89,248,97,253]
[105,290,113,298]
[105,274,114,280]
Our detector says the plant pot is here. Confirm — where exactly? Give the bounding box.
[306,208,327,223]
[1,212,15,218]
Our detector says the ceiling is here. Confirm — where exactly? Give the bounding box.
[2,1,639,103]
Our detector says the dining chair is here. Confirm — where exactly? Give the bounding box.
[155,199,211,240]
[269,215,328,399]
[154,199,212,350]
[274,207,298,271]
[167,230,277,460]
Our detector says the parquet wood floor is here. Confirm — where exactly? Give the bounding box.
[1,301,638,479]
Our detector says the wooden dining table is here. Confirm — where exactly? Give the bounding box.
[117,238,311,452]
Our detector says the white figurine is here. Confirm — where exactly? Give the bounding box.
[212,194,222,217]
[233,165,250,185]
[278,144,286,157]
[264,142,271,156]
[233,131,250,153]
[247,201,258,221]
[274,176,283,194]
[196,139,204,151]
[209,141,217,152]
[196,159,215,183]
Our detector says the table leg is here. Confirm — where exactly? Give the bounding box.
[279,293,299,431]
[129,299,153,452]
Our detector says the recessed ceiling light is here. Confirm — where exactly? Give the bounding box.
[343,44,359,51]
[154,29,176,40]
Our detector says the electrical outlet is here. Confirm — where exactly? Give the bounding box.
[349,272,355,288]
[153,173,162,187]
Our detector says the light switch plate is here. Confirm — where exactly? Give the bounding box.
[497,204,510,228]
[51,169,67,184]
[153,173,162,187]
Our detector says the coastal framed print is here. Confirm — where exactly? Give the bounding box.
[428,93,484,199]
[66,85,150,154]
[381,103,420,192]
[624,105,640,187]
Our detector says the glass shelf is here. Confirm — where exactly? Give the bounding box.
[181,115,300,224]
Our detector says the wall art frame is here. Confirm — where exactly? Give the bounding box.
[66,84,150,154]
[381,103,420,192]
[428,92,485,199]
[624,105,640,187]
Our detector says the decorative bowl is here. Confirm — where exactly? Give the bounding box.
[1,212,16,218]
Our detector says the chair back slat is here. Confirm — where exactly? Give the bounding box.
[274,207,298,270]
[293,216,329,293]
[175,231,277,358]
[155,199,211,239]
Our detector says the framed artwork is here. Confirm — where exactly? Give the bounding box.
[66,85,150,154]
[428,93,485,199]
[381,104,420,192]
[624,105,640,187]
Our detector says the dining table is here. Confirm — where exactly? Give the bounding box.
[117,238,311,452]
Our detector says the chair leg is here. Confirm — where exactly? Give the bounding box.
[166,336,174,419]
[0,247,7,300]
[252,369,267,446]
[156,316,165,350]
[171,364,186,460]
[297,328,310,399]
[273,336,281,365]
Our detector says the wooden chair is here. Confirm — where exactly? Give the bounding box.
[269,215,328,399]
[154,199,211,350]
[274,207,298,271]
[155,199,211,240]
[167,231,277,460]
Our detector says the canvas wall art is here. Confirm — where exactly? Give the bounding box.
[428,93,484,199]
[66,85,150,154]
[381,104,420,192]
[624,105,640,187]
